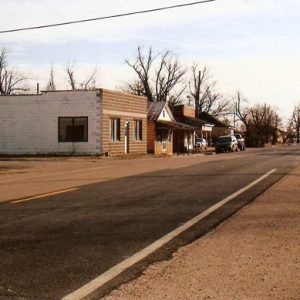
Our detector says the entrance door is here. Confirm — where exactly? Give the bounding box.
[161,139,167,153]
[160,130,168,154]
[124,122,129,154]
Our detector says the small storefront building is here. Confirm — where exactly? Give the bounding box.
[147,102,195,155]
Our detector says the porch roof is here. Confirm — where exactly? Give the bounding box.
[156,120,196,131]
[179,116,214,129]
[198,111,232,128]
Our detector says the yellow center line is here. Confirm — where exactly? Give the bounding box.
[171,164,193,170]
[10,188,78,204]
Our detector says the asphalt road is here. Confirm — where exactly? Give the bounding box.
[0,146,299,300]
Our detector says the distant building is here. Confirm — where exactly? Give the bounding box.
[171,105,214,148]
[198,111,234,142]
[0,89,147,156]
[147,102,194,155]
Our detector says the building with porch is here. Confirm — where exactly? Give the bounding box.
[171,105,214,148]
[198,111,234,144]
[147,102,194,155]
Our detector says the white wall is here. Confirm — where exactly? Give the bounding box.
[158,108,172,121]
[0,90,102,155]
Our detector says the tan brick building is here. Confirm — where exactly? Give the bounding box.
[101,89,147,156]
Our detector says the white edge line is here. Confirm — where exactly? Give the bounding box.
[62,168,277,300]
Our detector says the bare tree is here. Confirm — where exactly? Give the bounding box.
[290,103,300,143]
[80,66,98,90]
[154,50,186,103]
[64,62,98,90]
[236,91,251,130]
[283,121,297,144]
[204,84,230,117]
[188,64,231,117]
[0,47,28,95]
[123,79,146,96]
[271,111,280,145]
[189,64,209,117]
[46,64,56,91]
[64,62,76,90]
[125,46,186,103]
[125,46,155,101]
[235,91,281,147]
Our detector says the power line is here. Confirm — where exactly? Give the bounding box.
[0,0,216,34]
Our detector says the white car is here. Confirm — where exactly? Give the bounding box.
[195,138,208,150]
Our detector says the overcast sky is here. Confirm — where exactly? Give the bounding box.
[0,0,300,122]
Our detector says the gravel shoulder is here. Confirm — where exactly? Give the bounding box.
[104,163,300,300]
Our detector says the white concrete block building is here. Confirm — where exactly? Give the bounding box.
[0,89,147,156]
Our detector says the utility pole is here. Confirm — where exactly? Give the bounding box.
[297,108,300,144]
[233,102,237,131]
[195,70,201,119]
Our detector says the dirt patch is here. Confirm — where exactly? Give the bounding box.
[0,164,29,174]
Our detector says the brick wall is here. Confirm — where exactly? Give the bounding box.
[0,91,101,155]
[183,106,196,118]
[172,105,195,119]
[102,89,146,114]
[101,89,147,156]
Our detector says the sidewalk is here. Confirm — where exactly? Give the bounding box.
[105,164,300,300]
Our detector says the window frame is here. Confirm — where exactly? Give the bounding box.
[134,120,143,141]
[110,118,121,142]
[58,116,88,143]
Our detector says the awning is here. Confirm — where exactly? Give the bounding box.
[198,111,232,128]
[156,120,196,131]
[179,116,214,130]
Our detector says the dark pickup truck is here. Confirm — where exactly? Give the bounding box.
[234,134,246,151]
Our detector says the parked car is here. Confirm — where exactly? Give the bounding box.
[195,138,208,150]
[234,134,246,151]
[215,135,238,153]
